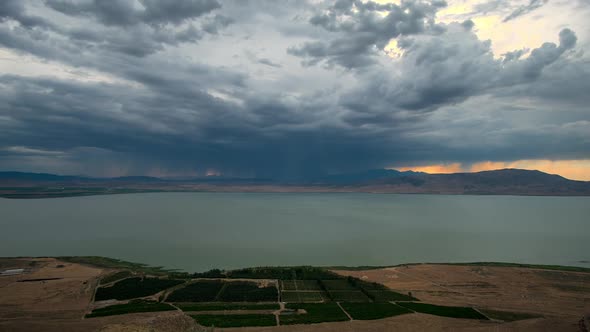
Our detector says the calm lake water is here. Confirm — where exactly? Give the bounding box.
[1,193,588,272]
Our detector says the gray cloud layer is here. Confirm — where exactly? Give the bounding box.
[503,0,548,22]
[0,0,588,177]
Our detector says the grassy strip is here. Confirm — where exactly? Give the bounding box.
[85,300,175,318]
[176,302,279,311]
[95,277,184,301]
[100,271,133,285]
[192,314,276,327]
[329,291,371,302]
[217,281,278,302]
[281,291,325,302]
[396,302,488,320]
[322,279,358,291]
[340,302,413,320]
[479,309,543,322]
[281,303,349,325]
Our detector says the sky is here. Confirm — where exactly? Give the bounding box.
[0,0,589,180]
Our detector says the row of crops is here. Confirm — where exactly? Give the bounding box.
[88,269,495,327]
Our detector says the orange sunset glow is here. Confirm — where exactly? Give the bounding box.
[396,160,590,181]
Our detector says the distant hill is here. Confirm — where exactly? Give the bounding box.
[0,171,86,182]
[368,169,590,195]
[1,169,589,197]
[0,172,163,184]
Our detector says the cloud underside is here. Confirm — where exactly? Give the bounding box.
[0,0,589,178]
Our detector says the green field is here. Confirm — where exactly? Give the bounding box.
[100,271,133,285]
[166,280,224,302]
[77,257,498,325]
[329,290,371,302]
[347,277,417,301]
[297,280,322,290]
[281,291,324,302]
[479,309,542,322]
[281,280,297,290]
[217,281,278,302]
[281,291,302,302]
[85,300,175,318]
[226,266,342,280]
[321,279,357,291]
[192,314,277,327]
[340,302,413,320]
[94,277,184,301]
[367,290,416,302]
[297,291,325,302]
[396,302,488,320]
[281,303,349,325]
[281,279,323,290]
[176,302,279,311]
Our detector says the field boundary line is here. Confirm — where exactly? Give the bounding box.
[391,301,416,313]
[214,283,228,301]
[294,279,301,302]
[336,302,353,321]
[168,302,182,312]
[161,280,190,302]
[472,307,491,320]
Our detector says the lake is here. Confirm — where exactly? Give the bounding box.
[1,192,588,272]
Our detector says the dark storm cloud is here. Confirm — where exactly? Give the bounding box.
[0,0,54,28]
[342,25,576,115]
[0,0,588,177]
[45,0,221,26]
[503,0,548,22]
[0,0,231,58]
[288,0,447,68]
[0,73,400,177]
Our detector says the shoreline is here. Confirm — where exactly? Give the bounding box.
[3,188,590,199]
[3,256,589,274]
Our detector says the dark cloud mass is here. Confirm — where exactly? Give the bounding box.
[288,0,447,68]
[45,0,221,26]
[0,0,589,178]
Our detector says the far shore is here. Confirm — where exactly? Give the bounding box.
[3,185,590,199]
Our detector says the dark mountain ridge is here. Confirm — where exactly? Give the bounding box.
[1,169,589,197]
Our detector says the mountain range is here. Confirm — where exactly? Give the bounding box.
[1,169,589,198]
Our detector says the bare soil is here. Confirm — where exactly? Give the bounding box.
[0,257,203,332]
[1,259,588,331]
